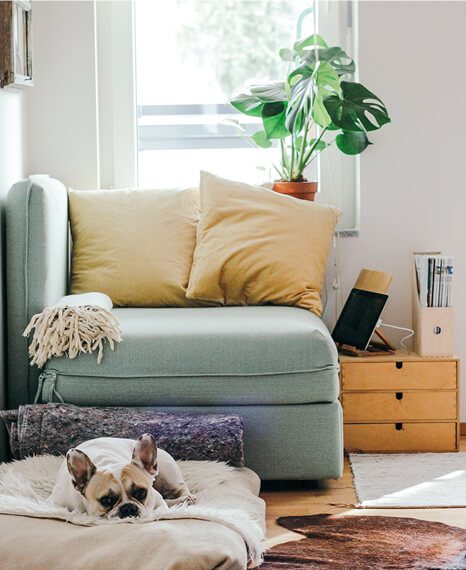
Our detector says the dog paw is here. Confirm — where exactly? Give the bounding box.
[184,493,197,505]
[166,494,197,507]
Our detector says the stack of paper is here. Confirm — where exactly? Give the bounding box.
[414,252,454,308]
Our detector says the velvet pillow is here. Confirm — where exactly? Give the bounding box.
[186,172,339,316]
[69,187,199,307]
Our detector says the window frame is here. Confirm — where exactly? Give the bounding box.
[96,0,360,235]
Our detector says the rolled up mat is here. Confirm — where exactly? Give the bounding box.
[0,404,244,467]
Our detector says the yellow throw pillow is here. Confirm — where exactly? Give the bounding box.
[186,172,339,316]
[69,187,199,307]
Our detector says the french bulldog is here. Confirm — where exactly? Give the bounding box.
[50,434,196,519]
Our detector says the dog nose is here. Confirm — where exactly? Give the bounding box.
[118,503,140,519]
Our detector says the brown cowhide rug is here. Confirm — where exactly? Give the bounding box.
[261,514,466,569]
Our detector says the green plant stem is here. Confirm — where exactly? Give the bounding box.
[273,164,283,180]
[273,161,287,180]
[289,137,296,180]
[296,118,312,178]
[300,126,328,172]
[307,138,336,167]
[279,139,289,179]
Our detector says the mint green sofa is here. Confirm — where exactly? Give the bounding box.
[5,175,343,480]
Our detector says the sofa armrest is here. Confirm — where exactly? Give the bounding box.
[6,175,69,408]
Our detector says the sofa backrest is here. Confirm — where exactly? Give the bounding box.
[6,175,69,407]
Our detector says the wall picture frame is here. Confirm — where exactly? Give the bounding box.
[0,0,33,88]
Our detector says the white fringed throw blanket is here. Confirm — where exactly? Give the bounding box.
[23,293,122,367]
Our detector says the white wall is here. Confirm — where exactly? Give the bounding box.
[328,1,466,417]
[0,88,26,456]
[0,91,26,193]
[27,1,99,188]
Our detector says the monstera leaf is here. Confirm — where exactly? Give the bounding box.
[230,93,264,117]
[293,33,328,52]
[262,101,289,139]
[324,82,391,132]
[285,65,311,132]
[231,83,288,143]
[250,81,287,102]
[301,46,355,77]
[336,130,371,155]
[279,34,329,62]
[278,47,296,62]
[251,130,272,148]
[286,60,340,131]
[230,82,286,118]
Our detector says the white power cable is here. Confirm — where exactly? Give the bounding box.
[377,320,415,353]
[322,272,328,313]
[332,233,342,322]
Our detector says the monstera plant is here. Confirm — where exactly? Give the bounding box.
[230,33,390,201]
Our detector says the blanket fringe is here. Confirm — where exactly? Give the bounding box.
[23,305,122,367]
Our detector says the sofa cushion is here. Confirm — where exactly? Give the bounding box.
[44,306,339,406]
[69,187,199,307]
[186,171,339,316]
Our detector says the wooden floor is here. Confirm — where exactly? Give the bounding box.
[261,438,466,549]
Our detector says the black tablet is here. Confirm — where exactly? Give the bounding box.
[332,288,389,350]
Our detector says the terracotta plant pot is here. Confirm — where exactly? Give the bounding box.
[272,181,318,202]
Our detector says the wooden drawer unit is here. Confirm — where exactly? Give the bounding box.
[342,391,457,422]
[341,360,457,391]
[340,352,459,453]
[345,422,458,453]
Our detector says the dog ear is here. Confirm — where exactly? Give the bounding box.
[66,449,96,494]
[132,433,158,475]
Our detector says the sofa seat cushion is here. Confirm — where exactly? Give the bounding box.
[44,306,339,406]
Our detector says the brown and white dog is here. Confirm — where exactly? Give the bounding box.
[50,434,196,519]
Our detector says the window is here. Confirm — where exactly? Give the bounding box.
[98,1,359,231]
[135,0,314,188]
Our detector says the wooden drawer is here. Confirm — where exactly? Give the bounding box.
[342,391,457,422]
[345,422,458,452]
[341,361,457,391]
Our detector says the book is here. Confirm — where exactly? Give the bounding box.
[445,256,454,307]
[413,252,453,308]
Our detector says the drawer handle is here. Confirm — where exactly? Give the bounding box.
[395,423,403,431]
[396,392,403,400]
[395,361,403,370]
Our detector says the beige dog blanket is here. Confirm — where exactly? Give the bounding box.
[23,292,122,367]
[0,455,265,569]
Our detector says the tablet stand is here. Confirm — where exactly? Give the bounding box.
[336,327,396,357]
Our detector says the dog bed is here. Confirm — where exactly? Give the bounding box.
[0,455,265,569]
[1,403,244,465]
